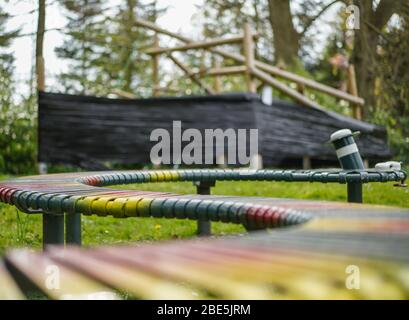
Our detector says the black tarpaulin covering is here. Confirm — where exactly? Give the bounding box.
[38,91,391,168]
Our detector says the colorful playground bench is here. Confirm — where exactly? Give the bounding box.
[1,196,409,299]
[0,130,408,299]
[1,129,406,247]
[0,168,406,246]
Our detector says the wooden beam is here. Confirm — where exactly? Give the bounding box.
[135,18,191,42]
[153,85,182,94]
[213,58,222,93]
[145,34,257,55]
[167,54,214,95]
[200,65,246,77]
[214,49,365,105]
[134,18,364,105]
[255,60,365,106]
[152,33,160,96]
[251,67,324,109]
[112,88,137,99]
[243,23,256,93]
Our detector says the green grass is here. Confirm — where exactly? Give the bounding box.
[0,176,408,255]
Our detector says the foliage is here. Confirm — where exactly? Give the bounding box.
[56,0,164,97]
[196,0,275,62]
[371,13,409,163]
[0,96,37,174]
[0,8,37,174]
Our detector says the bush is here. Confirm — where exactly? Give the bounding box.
[0,94,37,175]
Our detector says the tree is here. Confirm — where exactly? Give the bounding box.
[36,0,45,91]
[0,5,36,174]
[267,0,299,65]
[198,0,340,66]
[372,9,409,162]
[55,0,106,94]
[0,6,18,171]
[198,0,274,62]
[351,0,407,112]
[56,0,163,96]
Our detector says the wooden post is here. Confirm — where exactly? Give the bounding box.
[302,156,311,169]
[213,57,222,93]
[348,64,362,120]
[152,33,160,97]
[36,0,46,92]
[243,23,256,93]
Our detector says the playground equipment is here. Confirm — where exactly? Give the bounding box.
[38,92,390,170]
[0,167,406,247]
[136,19,364,119]
[1,168,408,299]
[2,128,406,247]
[0,129,408,299]
[2,219,409,299]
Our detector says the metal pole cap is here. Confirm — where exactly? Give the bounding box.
[329,129,360,143]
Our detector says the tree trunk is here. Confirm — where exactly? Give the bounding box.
[123,0,137,92]
[267,0,299,66]
[351,0,376,115]
[352,0,405,117]
[36,0,46,91]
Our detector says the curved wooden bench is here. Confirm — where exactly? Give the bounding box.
[1,168,408,299]
[0,168,406,247]
[3,206,409,299]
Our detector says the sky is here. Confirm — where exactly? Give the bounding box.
[4,0,340,96]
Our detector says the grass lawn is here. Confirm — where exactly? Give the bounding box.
[0,175,408,255]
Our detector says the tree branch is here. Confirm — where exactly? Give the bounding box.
[299,0,341,37]
[372,0,405,29]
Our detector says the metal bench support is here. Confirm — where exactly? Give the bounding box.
[42,214,65,249]
[194,180,216,236]
[347,182,363,203]
[65,213,82,245]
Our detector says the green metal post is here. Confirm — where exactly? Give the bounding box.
[194,180,216,236]
[347,182,363,203]
[65,212,82,245]
[42,214,64,249]
[330,129,364,203]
